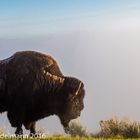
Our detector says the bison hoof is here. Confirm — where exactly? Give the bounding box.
[15,130,23,138]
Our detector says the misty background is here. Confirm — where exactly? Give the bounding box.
[0,0,140,134]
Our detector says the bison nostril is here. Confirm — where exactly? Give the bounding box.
[64,126,69,134]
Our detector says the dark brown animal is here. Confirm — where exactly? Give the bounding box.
[0,51,85,135]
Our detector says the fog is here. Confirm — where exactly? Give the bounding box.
[0,26,140,134]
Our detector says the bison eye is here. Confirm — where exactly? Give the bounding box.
[75,100,79,105]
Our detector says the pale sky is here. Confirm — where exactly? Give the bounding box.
[0,0,140,134]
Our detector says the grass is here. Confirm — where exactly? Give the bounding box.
[40,137,140,140]
[1,117,140,139]
[0,137,139,140]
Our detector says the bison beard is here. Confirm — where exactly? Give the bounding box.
[0,51,85,135]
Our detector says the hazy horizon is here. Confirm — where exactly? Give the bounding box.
[0,0,140,134]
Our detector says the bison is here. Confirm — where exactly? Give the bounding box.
[0,51,85,135]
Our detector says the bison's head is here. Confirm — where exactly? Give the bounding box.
[58,77,85,133]
[42,71,85,133]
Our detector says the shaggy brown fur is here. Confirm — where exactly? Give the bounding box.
[0,62,8,112]
[0,51,85,135]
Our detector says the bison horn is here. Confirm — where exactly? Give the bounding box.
[75,82,82,96]
[44,71,64,84]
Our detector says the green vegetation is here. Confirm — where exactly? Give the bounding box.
[1,117,140,139]
[0,137,139,140]
[65,117,140,138]
[66,121,91,137]
[96,117,140,138]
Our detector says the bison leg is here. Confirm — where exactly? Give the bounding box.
[7,111,17,127]
[15,124,23,135]
[30,121,36,134]
[24,121,36,135]
[7,109,24,135]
